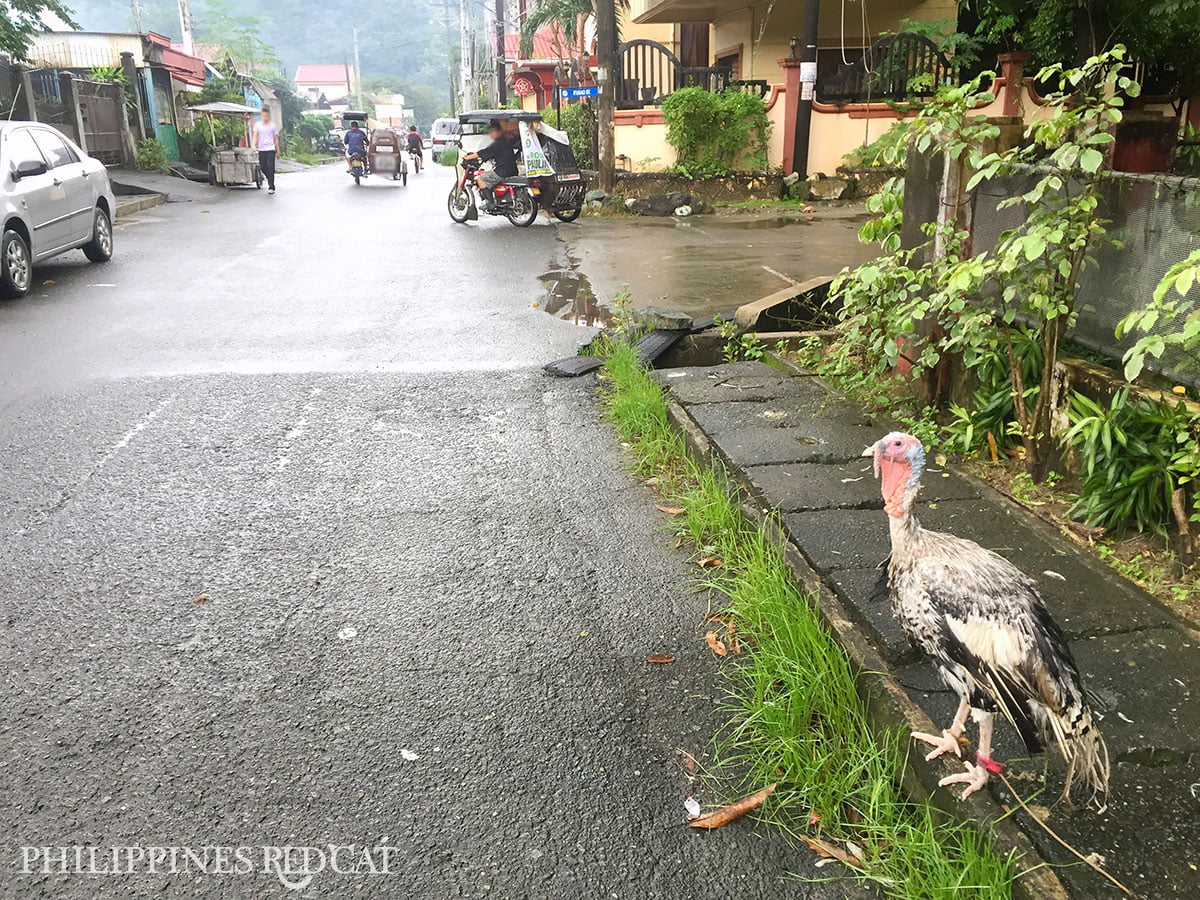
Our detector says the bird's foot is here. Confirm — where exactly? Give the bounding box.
[938,759,992,800]
[912,729,964,761]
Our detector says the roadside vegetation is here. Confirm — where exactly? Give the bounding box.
[799,46,1200,622]
[598,341,1017,900]
[660,87,771,175]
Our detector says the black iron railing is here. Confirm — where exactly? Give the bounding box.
[617,39,734,108]
[817,33,956,104]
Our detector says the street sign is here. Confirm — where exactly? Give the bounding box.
[560,86,598,99]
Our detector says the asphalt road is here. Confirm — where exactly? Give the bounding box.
[0,162,861,898]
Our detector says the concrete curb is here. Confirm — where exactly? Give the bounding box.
[662,394,1070,900]
[116,193,166,217]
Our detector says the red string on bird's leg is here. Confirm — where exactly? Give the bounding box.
[977,753,1004,774]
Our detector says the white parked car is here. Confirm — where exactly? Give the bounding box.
[430,116,461,163]
[1,121,116,298]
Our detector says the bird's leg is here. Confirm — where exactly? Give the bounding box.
[912,696,969,761]
[939,710,997,800]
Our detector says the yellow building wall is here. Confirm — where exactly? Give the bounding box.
[615,118,678,169]
[713,0,956,84]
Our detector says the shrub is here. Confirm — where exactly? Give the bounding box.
[136,138,169,173]
[1063,390,1200,534]
[539,102,595,169]
[661,87,770,175]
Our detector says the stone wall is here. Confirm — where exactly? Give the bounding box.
[614,170,783,203]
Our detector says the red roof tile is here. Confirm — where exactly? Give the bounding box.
[294,64,353,84]
[496,26,573,61]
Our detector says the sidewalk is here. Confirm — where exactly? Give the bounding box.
[110,168,219,204]
[652,359,1200,899]
[559,206,878,319]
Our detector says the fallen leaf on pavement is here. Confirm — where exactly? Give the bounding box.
[798,834,864,869]
[655,504,685,516]
[193,593,209,604]
[687,784,776,829]
[727,621,742,655]
[704,631,727,657]
[647,653,675,664]
[680,751,697,772]
[696,557,722,568]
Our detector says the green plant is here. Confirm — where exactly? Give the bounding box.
[1,0,77,61]
[1116,249,1200,381]
[1063,389,1199,534]
[829,73,999,379]
[86,65,127,84]
[970,1,1200,97]
[944,329,1043,456]
[661,87,771,175]
[1174,123,1200,176]
[950,47,1139,480]
[136,138,170,173]
[294,113,334,144]
[718,318,765,362]
[609,285,640,340]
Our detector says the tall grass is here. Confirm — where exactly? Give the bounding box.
[599,342,1016,900]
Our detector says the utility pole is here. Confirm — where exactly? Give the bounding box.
[131,0,143,32]
[459,0,472,112]
[791,0,820,178]
[494,0,507,106]
[352,26,363,108]
[437,0,457,115]
[176,0,194,53]
[595,0,618,191]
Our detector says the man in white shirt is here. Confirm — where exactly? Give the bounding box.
[251,109,281,194]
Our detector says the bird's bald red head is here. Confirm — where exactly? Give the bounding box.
[863,432,926,517]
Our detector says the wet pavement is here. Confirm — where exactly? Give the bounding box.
[655,361,1200,900]
[561,209,877,318]
[0,166,865,897]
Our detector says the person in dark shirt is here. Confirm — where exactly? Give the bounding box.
[344,122,368,173]
[463,119,518,209]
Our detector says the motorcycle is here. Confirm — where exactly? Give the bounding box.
[445,110,587,227]
[447,156,539,227]
[348,151,368,185]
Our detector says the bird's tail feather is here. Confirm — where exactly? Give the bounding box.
[1055,707,1110,808]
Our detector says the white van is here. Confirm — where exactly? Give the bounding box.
[430,117,461,163]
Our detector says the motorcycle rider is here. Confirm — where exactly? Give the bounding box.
[405,125,424,172]
[344,121,368,174]
[462,119,517,211]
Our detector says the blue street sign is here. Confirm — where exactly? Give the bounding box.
[560,86,599,99]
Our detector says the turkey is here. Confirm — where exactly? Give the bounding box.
[863,431,1109,805]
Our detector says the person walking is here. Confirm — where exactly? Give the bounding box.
[251,109,281,194]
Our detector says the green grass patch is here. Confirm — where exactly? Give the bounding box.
[599,340,1017,900]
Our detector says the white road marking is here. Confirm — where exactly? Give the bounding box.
[762,264,798,285]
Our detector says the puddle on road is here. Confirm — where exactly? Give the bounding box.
[537,269,613,327]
